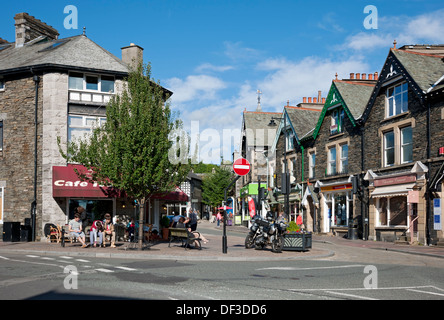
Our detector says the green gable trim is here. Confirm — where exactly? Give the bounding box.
[312,81,356,139]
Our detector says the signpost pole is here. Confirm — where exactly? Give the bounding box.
[223,175,241,254]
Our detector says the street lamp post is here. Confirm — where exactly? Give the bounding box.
[268,115,290,220]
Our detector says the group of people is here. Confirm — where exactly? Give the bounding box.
[68,207,116,248]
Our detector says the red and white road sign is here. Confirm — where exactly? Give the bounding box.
[233,158,250,176]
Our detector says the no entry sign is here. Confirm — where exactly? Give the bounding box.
[233,158,250,176]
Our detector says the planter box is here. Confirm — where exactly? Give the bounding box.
[283,233,312,251]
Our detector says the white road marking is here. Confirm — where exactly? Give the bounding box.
[59,256,73,259]
[26,255,39,258]
[406,288,444,297]
[76,259,90,263]
[95,268,114,273]
[324,290,378,300]
[257,264,365,271]
[0,256,10,260]
[115,266,137,271]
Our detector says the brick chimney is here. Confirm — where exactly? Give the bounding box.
[121,43,144,69]
[14,13,59,48]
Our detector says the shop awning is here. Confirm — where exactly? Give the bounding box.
[52,164,119,198]
[370,183,415,198]
[151,187,189,202]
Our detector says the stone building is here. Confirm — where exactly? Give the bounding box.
[0,13,175,240]
[361,45,444,245]
[270,98,323,225]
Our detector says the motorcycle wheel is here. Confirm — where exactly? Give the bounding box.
[245,234,255,249]
[271,235,284,253]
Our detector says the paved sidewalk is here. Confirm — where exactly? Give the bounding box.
[1,220,443,261]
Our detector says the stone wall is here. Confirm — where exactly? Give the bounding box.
[0,73,43,233]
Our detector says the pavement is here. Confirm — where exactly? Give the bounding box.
[1,220,443,261]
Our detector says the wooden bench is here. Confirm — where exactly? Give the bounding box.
[168,227,202,250]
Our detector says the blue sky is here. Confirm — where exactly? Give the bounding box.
[2,0,444,163]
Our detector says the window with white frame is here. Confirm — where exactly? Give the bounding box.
[401,126,413,164]
[376,196,408,227]
[286,129,294,150]
[328,147,336,175]
[386,82,408,118]
[382,124,413,167]
[340,144,348,174]
[383,131,395,167]
[330,108,345,135]
[69,72,115,93]
[68,115,106,143]
[309,152,316,179]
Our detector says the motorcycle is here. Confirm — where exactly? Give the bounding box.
[245,212,288,253]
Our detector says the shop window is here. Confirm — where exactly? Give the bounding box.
[376,196,407,227]
[68,199,113,221]
[386,82,408,118]
[334,193,347,226]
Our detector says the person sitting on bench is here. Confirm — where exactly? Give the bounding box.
[68,213,88,248]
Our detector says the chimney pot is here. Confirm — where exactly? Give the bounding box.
[322,98,326,104]
[318,90,322,102]
[356,73,361,80]
[368,74,373,80]
[308,97,312,103]
[362,73,366,80]
[303,97,307,103]
[350,73,355,79]
[313,97,317,103]
[374,72,378,80]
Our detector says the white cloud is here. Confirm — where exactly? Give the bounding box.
[256,56,370,108]
[195,63,234,73]
[165,74,226,103]
[344,8,444,51]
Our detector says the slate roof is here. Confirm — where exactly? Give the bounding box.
[285,106,322,139]
[392,49,444,94]
[333,80,376,120]
[0,35,128,75]
[243,111,281,147]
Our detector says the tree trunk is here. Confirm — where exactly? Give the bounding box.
[138,197,145,250]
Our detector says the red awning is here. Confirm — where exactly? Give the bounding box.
[151,187,189,202]
[52,164,118,198]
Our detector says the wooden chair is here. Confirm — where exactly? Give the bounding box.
[48,225,61,243]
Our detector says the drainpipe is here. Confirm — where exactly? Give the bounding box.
[426,99,431,245]
[32,74,40,242]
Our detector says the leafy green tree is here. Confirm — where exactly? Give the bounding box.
[58,62,190,249]
[202,166,234,210]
